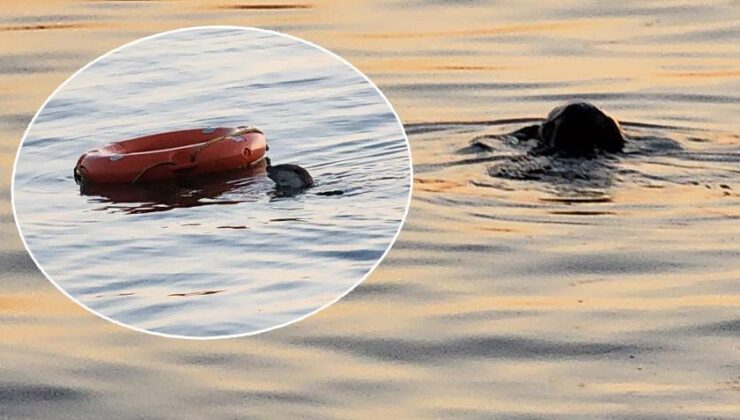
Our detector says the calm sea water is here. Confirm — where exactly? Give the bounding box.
[12,27,411,337]
[1,1,739,418]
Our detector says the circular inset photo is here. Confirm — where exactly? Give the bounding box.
[12,26,412,339]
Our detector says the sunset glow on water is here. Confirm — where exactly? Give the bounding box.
[1,0,738,418]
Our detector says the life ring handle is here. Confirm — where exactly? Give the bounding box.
[189,126,263,163]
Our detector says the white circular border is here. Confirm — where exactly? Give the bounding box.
[11,25,414,340]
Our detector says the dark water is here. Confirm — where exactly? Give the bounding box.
[1,0,739,418]
[12,27,411,337]
[447,119,739,190]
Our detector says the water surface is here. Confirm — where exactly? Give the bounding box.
[1,0,739,418]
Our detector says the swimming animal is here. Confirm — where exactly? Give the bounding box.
[265,158,314,190]
[507,102,625,157]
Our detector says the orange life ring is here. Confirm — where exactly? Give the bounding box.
[74,126,267,184]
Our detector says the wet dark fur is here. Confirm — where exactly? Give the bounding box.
[510,102,625,157]
[265,157,314,191]
[266,164,314,188]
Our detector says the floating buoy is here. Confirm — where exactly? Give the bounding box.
[74,126,267,184]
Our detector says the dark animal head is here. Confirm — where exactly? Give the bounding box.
[539,102,625,157]
[266,163,314,190]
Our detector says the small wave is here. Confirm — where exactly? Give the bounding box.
[215,3,312,10]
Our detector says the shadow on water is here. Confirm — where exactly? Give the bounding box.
[0,383,92,405]
[295,335,650,364]
[410,116,739,212]
[454,119,735,195]
[78,160,269,215]
[462,121,691,189]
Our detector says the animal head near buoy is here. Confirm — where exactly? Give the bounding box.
[265,158,314,190]
[539,102,625,156]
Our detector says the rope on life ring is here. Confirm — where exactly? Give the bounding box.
[189,126,263,163]
[131,161,176,184]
